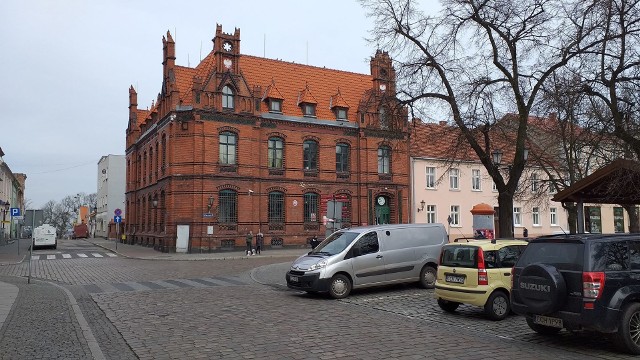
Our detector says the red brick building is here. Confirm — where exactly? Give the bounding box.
[125,25,410,252]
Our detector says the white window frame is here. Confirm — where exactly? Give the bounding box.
[492,180,497,192]
[532,207,540,226]
[449,168,459,190]
[550,207,558,226]
[471,169,481,191]
[426,167,436,189]
[513,207,522,226]
[450,205,460,226]
[426,205,436,223]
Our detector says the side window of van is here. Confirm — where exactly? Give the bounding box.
[356,232,379,256]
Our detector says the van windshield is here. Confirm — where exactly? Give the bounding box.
[312,231,359,256]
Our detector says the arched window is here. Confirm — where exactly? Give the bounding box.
[303,193,319,223]
[268,137,284,168]
[219,131,237,165]
[161,134,167,173]
[336,143,350,172]
[303,140,318,170]
[222,85,234,109]
[218,189,238,224]
[149,147,153,182]
[268,191,285,224]
[378,146,391,174]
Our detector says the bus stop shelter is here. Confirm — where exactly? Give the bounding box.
[552,158,640,233]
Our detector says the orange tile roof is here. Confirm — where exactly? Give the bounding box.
[297,84,318,105]
[239,55,372,120]
[330,90,350,109]
[410,120,522,163]
[136,109,151,127]
[174,65,196,105]
[262,80,285,100]
[410,121,478,161]
[141,47,375,122]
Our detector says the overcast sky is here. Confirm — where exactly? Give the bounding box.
[0,0,398,208]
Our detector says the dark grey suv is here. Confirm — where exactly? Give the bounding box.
[511,234,640,354]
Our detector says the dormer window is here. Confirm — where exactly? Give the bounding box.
[335,108,347,120]
[302,103,316,117]
[269,99,282,113]
[222,85,234,110]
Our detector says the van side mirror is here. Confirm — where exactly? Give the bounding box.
[352,247,361,257]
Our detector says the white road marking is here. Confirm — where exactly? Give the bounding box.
[91,253,103,258]
[31,255,40,260]
[105,253,117,257]
[62,254,72,259]
[77,253,88,258]
[47,255,56,260]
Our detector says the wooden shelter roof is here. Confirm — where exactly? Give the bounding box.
[552,158,640,204]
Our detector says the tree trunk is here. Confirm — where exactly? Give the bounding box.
[497,192,514,238]
[563,203,578,234]
[623,205,640,233]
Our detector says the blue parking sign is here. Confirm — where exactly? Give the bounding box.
[114,215,122,223]
[10,208,20,217]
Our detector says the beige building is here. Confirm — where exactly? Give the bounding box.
[410,121,569,240]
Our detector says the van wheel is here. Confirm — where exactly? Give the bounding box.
[328,274,351,299]
[419,265,437,289]
[438,298,459,313]
[526,318,562,335]
[485,291,510,321]
[613,303,640,354]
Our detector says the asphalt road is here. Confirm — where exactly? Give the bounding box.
[0,238,635,359]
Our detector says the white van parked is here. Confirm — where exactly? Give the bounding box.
[286,223,448,298]
[33,224,57,249]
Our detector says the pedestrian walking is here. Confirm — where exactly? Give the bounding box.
[246,231,253,255]
[255,231,264,255]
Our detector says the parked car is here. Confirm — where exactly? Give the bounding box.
[434,238,528,320]
[285,223,448,299]
[511,234,640,354]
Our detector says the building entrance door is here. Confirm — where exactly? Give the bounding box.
[176,225,190,253]
[375,195,390,224]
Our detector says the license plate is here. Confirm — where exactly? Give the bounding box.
[445,274,465,284]
[289,276,299,282]
[534,315,563,328]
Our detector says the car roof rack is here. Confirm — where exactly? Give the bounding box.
[453,237,475,243]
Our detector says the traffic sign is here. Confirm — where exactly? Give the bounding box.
[114,208,122,216]
[203,213,213,218]
[10,208,20,217]
[13,215,24,220]
[114,215,122,223]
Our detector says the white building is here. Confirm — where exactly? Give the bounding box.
[96,155,125,238]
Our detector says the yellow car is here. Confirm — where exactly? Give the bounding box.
[434,239,528,320]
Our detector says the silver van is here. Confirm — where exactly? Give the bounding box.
[285,223,448,298]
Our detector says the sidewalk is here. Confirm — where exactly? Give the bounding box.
[0,238,31,266]
[85,238,308,261]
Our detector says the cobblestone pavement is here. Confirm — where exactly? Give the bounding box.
[1,242,639,359]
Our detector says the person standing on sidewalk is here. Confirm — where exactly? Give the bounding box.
[255,231,264,255]
[245,231,253,255]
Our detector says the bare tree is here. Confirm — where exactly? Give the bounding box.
[361,0,602,237]
[580,0,640,157]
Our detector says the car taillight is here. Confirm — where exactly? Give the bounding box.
[583,272,605,300]
[477,248,488,285]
